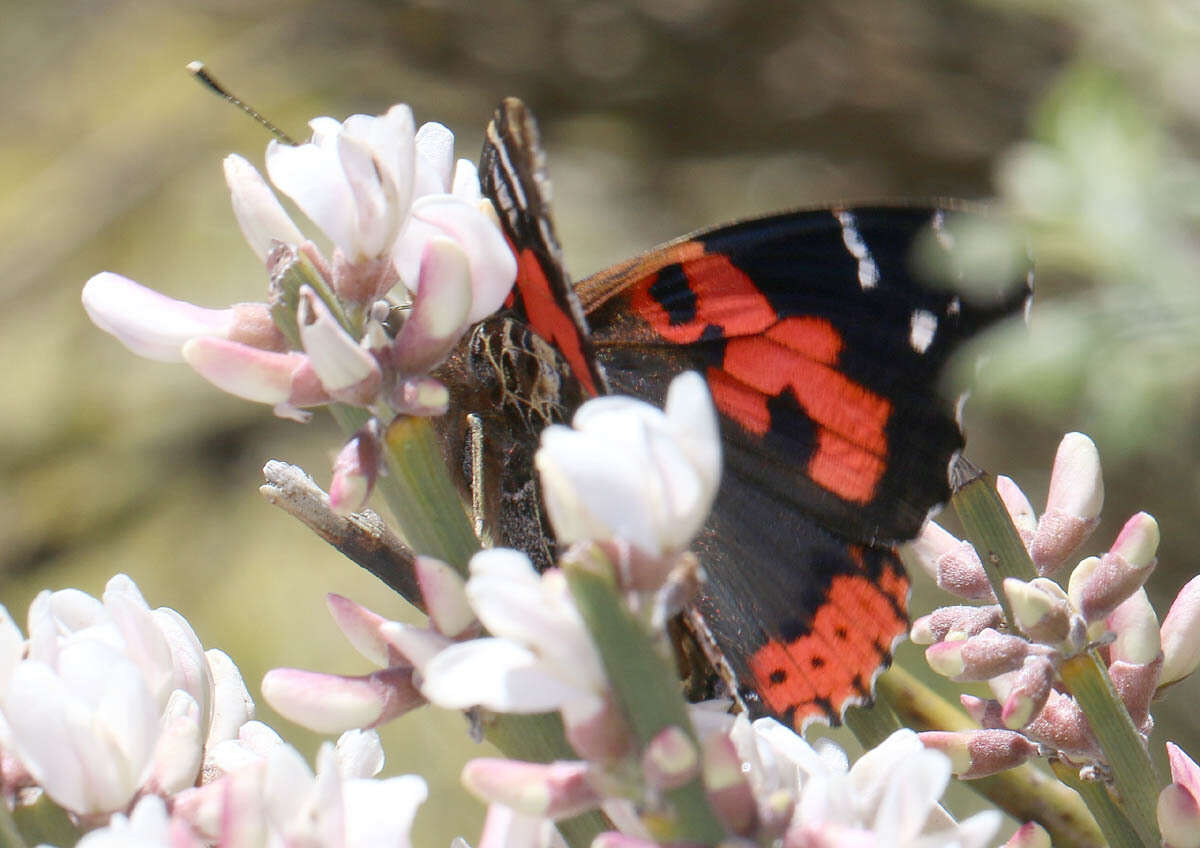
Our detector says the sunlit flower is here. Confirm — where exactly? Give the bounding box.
[535,371,721,559]
[0,574,251,817]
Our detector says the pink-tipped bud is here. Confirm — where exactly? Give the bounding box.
[391,237,473,375]
[1030,433,1103,575]
[960,694,1003,726]
[1108,656,1162,732]
[329,422,382,516]
[1021,689,1100,758]
[996,475,1037,544]
[904,523,995,601]
[1004,822,1052,848]
[925,628,1043,682]
[919,730,1038,779]
[1168,741,1200,802]
[415,556,475,638]
[1005,578,1071,646]
[1069,517,1158,624]
[1157,782,1200,848]
[297,287,381,403]
[461,759,601,820]
[1002,655,1054,730]
[1160,576,1200,688]
[562,691,634,763]
[911,605,1003,645]
[392,376,451,416]
[325,594,394,667]
[642,726,700,792]
[1107,589,1161,666]
[702,732,757,835]
[260,666,422,733]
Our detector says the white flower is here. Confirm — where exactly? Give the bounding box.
[534,371,721,557]
[73,795,190,848]
[741,722,1001,847]
[175,730,426,848]
[0,574,251,816]
[267,104,416,262]
[421,549,608,726]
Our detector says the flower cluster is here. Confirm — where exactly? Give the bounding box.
[82,102,517,513]
[0,574,428,846]
[906,432,1200,839]
[258,373,1031,847]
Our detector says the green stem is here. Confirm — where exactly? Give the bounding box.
[950,458,1037,624]
[1059,652,1163,846]
[844,696,902,749]
[563,545,727,844]
[1050,758,1142,848]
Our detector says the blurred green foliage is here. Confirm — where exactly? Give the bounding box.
[1,0,1198,844]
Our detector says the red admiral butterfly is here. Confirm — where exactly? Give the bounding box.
[436,98,1031,731]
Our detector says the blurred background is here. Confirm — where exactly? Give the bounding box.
[3,0,1199,843]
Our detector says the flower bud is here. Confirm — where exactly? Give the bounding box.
[1108,656,1161,732]
[391,376,451,416]
[910,605,1003,645]
[903,523,994,601]
[260,666,422,733]
[1068,534,1156,626]
[1160,575,1200,688]
[1005,578,1072,646]
[1107,589,1161,666]
[415,556,475,638]
[223,153,305,262]
[919,730,1038,778]
[328,422,382,516]
[995,475,1036,544]
[297,287,381,402]
[1001,655,1054,730]
[325,594,394,667]
[701,732,756,835]
[390,237,473,375]
[1003,822,1052,848]
[1030,433,1103,574]
[461,759,602,820]
[1021,689,1099,758]
[1157,782,1200,848]
[925,628,1042,682]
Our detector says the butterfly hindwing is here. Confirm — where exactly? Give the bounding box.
[471,98,1032,731]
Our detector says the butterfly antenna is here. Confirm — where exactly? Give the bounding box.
[187,61,300,146]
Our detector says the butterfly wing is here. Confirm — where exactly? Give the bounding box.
[475,97,1032,730]
[576,207,1030,728]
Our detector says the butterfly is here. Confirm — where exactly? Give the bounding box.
[434,97,1032,732]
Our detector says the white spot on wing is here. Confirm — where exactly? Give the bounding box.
[836,210,880,290]
[909,309,938,354]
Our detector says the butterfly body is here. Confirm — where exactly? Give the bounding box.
[443,97,1031,731]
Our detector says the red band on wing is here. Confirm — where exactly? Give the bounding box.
[717,318,891,504]
[517,249,599,396]
[629,244,778,343]
[747,569,907,729]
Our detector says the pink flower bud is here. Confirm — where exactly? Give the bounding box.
[925,629,1042,682]
[904,523,994,601]
[1021,689,1099,758]
[1003,822,1052,848]
[378,621,454,672]
[181,337,330,413]
[996,475,1036,544]
[325,594,394,667]
[1168,741,1200,802]
[702,732,757,835]
[391,375,451,416]
[1030,433,1103,575]
[642,726,700,792]
[1108,656,1161,732]
[297,287,381,403]
[1160,576,1200,688]
[919,729,1039,778]
[391,237,473,375]
[1107,589,1161,666]
[328,423,382,516]
[415,556,475,638]
[1001,656,1054,730]
[1157,782,1200,848]
[561,690,634,763]
[910,605,1003,645]
[260,666,422,733]
[1005,578,1073,646]
[461,759,602,820]
[1068,525,1157,625]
